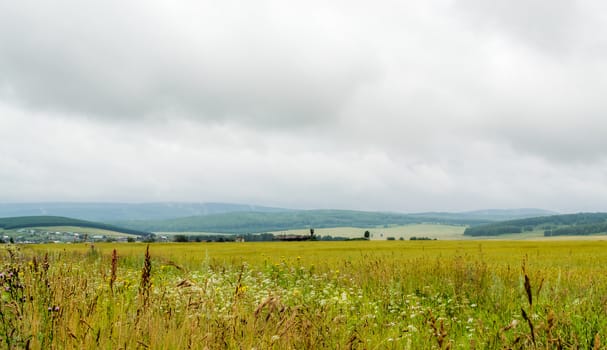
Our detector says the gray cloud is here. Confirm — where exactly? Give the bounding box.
[0,1,377,126]
[2,1,607,212]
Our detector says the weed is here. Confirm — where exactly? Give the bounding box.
[1,240,606,348]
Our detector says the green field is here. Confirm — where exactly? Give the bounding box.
[271,223,467,240]
[32,226,137,237]
[2,240,606,348]
[158,224,468,240]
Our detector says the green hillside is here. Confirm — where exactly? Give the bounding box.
[0,216,150,236]
[463,212,607,237]
[116,209,499,234]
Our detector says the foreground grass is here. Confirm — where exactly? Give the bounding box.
[1,241,607,349]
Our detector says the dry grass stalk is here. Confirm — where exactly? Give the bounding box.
[524,274,533,307]
[521,308,535,345]
[427,311,450,349]
[521,258,535,346]
[31,256,38,273]
[164,260,183,271]
[139,245,152,307]
[42,253,49,274]
[109,249,117,294]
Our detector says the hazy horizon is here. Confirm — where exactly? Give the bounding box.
[0,201,567,215]
[2,1,607,213]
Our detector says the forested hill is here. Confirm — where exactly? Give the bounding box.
[463,212,607,237]
[115,208,553,234]
[0,216,150,236]
[0,204,556,235]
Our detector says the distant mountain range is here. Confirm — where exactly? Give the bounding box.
[0,202,289,221]
[0,203,558,234]
[408,208,557,222]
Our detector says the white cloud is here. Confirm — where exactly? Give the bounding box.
[1,1,607,212]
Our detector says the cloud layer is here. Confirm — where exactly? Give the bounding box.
[2,1,607,212]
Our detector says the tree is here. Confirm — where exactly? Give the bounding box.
[173,235,189,242]
[310,228,317,241]
[364,230,370,239]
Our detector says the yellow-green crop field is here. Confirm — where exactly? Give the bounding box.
[2,240,607,349]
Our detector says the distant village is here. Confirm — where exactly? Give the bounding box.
[1,228,436,244]
[1,228,352,244]
[0,228,136,244]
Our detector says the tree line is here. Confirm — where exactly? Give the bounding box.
[464,212,607,236]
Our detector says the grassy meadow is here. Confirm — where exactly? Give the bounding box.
[160,223,468,240]
[1,240,607,349]
[271,224,467,240]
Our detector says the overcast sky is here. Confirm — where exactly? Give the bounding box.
[1,1,607,212]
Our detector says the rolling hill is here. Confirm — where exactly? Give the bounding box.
[0,216,150,236]
[0,203,558,235]
[463,212,607,237]
[115,208,556,234]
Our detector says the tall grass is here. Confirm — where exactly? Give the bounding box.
[1,241,606,348]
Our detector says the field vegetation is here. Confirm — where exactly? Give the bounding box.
[272,224,466,240]
[1,240,606,349]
